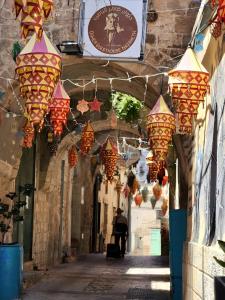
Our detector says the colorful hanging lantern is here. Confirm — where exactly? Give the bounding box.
[134,193,142,207]
[130,177,139,194]
[101,138,118,182]
[147,95,175,162]
[15,0,53,39]
[168,48,209,134]
[80,122,95,154]
[16,32,61,129]
[210,1,225,38]
[49,81,70,136]
[68,146,78,168]
[148,161,159,182]
[22,120,34,148]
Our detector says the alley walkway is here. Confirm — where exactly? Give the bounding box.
[23,255,170,300]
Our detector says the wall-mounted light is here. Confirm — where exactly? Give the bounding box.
[56,41,83,56]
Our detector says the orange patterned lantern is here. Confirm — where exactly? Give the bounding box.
[23,120,34,148]
[134,193,142,207]
[15,0,53,39]
[80,122,95,154]
[101,138,118,182]
[49,81,70,136]
[168,48,209,134]
[147,95,175,162]
[210,1,225,38]
[68,146,78,168]
[146,151,159,181]
[16,32,61,130]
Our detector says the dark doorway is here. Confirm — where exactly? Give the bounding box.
[91,174,101,253]
[14,145,36,261]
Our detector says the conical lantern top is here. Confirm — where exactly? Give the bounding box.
[53,81,70,100]
[148,95,174,117]
[19,31,60,56]
[170,47,208,73]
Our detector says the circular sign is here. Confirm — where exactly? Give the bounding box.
[88,5,138,54]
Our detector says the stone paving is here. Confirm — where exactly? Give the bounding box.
[22,255,170,300]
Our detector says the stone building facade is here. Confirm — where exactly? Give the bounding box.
[0,0,198,268]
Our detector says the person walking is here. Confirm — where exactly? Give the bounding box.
[112,208,128,258]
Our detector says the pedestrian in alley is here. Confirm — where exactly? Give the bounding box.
[112,208,128,258]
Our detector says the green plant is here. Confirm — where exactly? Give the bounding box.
[214,240,225,268]
[111,91,143,123]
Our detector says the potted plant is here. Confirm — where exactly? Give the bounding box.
[0,191,28,300]
[214,240,225,299]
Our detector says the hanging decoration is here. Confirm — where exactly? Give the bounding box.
[15,0,53,39]
[123,184,130,199]
[134,193,142,207]
[89,79,102,112]
[80,122,95,154]
[16,32,61,130]
[22,120,34,148]
[168,47,209,134]
[210,1,225,38]
[49,81,70,136]
[148,161,159,182]
[77,99,89,114]
[130,177,139,194]
[141,186,149,202]
[68,146,78,168]
[147,95,175,162]
[89,98,102,112]
[101,138,118,182]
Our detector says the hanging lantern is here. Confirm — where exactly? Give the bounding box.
[80,122,95,154]
[168,48,209,134]
[130,177,139,194]
[68,146,78,168]
[134,193,142,207]
[148,161,159,182]
[141,186,149,202]
[101,138,118,182]
[49,81,70,136]
[210,1,225,38]
[16,32,61,130]
[22,120,34,148]
[15,0,53,39]
[147,95,175,162]
[123,184,130,199]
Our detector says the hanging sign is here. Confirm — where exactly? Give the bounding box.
[80,0,147,60]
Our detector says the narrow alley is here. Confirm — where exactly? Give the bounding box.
[23,255,170,300]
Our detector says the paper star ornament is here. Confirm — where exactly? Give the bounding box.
[89,98,102,112]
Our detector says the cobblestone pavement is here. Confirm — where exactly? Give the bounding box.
[23,255,170,300]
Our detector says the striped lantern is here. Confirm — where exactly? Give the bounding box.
[68,146,78,168]
[134,193,142,207]
[22,120,34,148]
[15,0,53,39]
[49,81,70,136]
[16,32,61,130]
[101,138,118,182]
[147,95,175,162]
[168,48,209,134]
[80,122,95,155]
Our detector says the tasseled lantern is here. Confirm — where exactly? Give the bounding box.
[68,146,78,168]
[23,120,34,148]
[168,48,209,134]
[49,81,70,136]
[147,95,175,162]
[15,0,53,39]
[80,122,95,154]
[101,138,118,182]
[16,32,61,130]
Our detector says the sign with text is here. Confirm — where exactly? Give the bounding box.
[80,0,147,60]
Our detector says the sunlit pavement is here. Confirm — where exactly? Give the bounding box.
[23,255,170,300]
